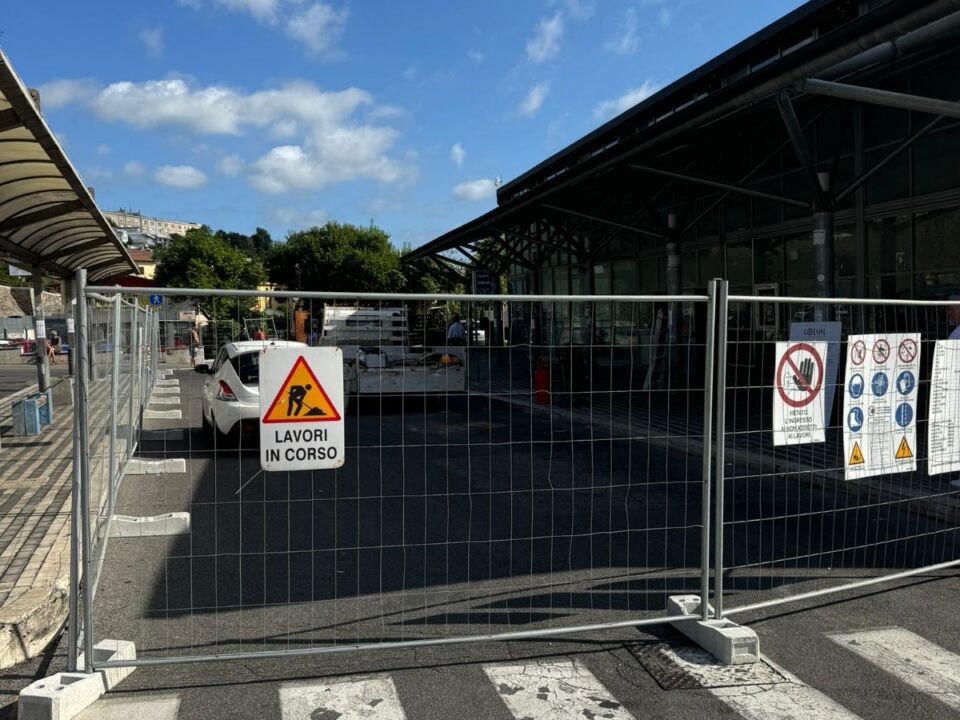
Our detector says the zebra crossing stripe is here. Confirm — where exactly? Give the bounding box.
[828,627,960,712]
[653,646,860,719]
[485,659,637,720]
[279,675,405,720]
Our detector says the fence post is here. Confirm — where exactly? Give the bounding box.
[67,272,83,673]
[107,293,122,516]
[128,303,137,463]
[713,280,730,620]
[74,269,95,671]
[699,280,718,620]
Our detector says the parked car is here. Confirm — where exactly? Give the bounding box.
[196,340,307,440]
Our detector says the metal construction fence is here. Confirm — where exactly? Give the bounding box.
[64,278,960,672]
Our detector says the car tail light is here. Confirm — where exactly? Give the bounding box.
[217,380,238,401]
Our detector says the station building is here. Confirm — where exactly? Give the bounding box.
[408,0,960,350]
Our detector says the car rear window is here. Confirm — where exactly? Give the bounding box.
[230,351,259,386]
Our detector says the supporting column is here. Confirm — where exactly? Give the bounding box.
[665,213,681,380]
[813,173,835,322]
[32,266,50,393]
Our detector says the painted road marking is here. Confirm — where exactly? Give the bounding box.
[829,627,960,712]
[279,675,405,720]
[485,659,636,720]
[75,695,180,720]
[652,646,859,719]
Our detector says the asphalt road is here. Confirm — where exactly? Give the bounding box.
[3,367,959,719]
[0,362,68,398]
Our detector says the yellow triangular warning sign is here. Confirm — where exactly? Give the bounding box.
[895,436,913,460]
[263,356,341,424]
[849,442,864,466]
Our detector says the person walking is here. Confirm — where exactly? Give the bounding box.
[189,324,201,368]
[446,315,466,346]
[47,330,61,364]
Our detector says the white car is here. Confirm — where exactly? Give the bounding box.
[198,340,307,440]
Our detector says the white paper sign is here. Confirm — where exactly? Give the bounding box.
[843,333,920,480]
[773,341,827,445]
[928,340,960,476]
[259,347,345,472]
[35,320,46,339]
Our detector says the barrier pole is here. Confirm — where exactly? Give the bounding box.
[107,293,122,516]
[699,280,718,619]
[67,272,83,672]
[128,303,137,462]
[713,280,730,619]
[75,269,95,671]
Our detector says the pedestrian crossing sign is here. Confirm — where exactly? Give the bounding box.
[849,442,864,466]
[262,355,341,424]
[895,436,913,460]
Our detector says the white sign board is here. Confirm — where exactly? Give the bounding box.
[790,322,841,426]
[8,264,30,277]
[66,318,75,334]
[842,333,920,480]
[35,320,46,339]
[773,341,827,446]
[259,347,345,472]
[928,340,960,476]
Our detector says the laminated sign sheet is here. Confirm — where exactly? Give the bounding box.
[842,333,920,480]
[773,341,827,446]
[259,347,345,472]
[928,340,960,476]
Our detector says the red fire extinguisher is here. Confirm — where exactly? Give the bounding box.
[534,361,550,405]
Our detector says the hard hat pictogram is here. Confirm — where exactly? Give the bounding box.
[262,356,342,423]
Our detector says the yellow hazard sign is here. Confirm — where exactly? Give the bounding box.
[849,442,864,466]
[895,436,913,460]
[262,355,341,424]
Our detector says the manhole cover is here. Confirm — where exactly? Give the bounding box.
[628,642,788,691]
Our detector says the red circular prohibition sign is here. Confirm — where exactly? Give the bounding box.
[776,342,824,408]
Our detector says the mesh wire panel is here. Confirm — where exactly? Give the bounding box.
[87,290,712,663]
[720,297,960,614]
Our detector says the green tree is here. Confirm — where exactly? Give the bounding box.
[268,221,404,292]
[155,227,266,320]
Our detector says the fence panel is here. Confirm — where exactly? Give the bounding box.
[718,295,960,617]
[82,286,715,666]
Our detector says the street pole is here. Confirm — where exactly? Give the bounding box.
[32,265,50,393]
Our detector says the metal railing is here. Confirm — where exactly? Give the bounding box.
[73,283,716,668]
[65,278,960,672]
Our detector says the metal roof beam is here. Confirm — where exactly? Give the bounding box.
[802,78,960,120]
[0,199,85,234]
[776,91,829,210]
[488,225,571,255]
[0,233,70,277]
[542,203,664,240]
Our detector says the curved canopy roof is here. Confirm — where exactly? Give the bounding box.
[0,50,136,282]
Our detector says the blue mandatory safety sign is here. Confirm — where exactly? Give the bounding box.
[895,403,914,428]
[871,372,889,397]
[896,370,915,396]
[848,373,865,399]
[148,294,163,306]
[847,407,864,432]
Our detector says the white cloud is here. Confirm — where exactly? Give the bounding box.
[557,0,593,19]
[217,154,244,176]
[45,77,410,194]
[140,27,164,57]
[217,0,281,23]
[526,13,563,63]
[84,167,114,182]
[450,143,466,168]
[37,79,98,110]
[606,8,640,55]
[286,3,348,56]
[518,82,550,117]
[453,178,497,202]
[123,161,145,177]
[593,80,661,121]
[658,7,673,26]
[155,165,208,189]
[96,144,111,156]
[178,0,202,8]
[467,49,484,65]
[266,206,327,229]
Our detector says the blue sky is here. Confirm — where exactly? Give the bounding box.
[3,0,805,247]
